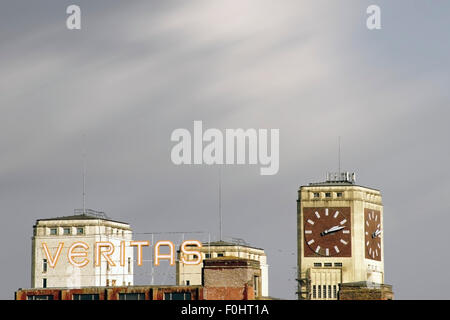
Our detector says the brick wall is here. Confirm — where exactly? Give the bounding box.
[338,282,394,300]
[202,258,261,299]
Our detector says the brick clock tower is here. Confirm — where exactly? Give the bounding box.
[297,172,393,300]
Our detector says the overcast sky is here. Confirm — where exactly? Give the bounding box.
[1,0,450,299]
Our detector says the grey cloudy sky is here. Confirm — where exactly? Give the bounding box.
[1,0,449,299]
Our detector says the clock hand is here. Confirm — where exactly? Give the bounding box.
[328,225,345,233]
[320,225,345,236]
[372,229,381,238]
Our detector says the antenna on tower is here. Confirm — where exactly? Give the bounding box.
[82,134,87,215]
[338,136,341,173]
[219,165,222,241]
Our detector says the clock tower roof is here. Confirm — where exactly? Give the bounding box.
[299,172,380,192]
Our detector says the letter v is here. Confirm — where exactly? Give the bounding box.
[42,242,64,268]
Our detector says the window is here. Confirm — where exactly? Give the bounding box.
[76,227,84,235]
[128,257,131,274]
[334,262,343,267]
[313,263,322,267]
[106,279,109,286]
[323,285,326,299]
[312,285,317,299]
[253,275,259,297]
[324,263,332,267]
[186,280,190,286]
[205,253,211,258]
[217,253,224,257]
[313,192,320,198]
[318,285,321,299]
[43,259,47,273]
[325,192,331,198]
[336,192,343,198]
[73,294,99,300]
[164,292,192,300]
[333,285,337,298]
[119,293,145,300]
[63,227,71,235]
[328,285,332,299]
[50,228,57,235]
[27,295,53,300]
[43,278,47,288]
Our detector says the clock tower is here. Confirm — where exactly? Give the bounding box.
[297,172,388,300]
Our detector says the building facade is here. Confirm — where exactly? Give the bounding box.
[31,209,134,289]
[176,240,269,297]
[17,257,260,300]
[297,172,387,300]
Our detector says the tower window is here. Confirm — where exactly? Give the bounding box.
[328,285,332,299]
[50,228,57,235]
[205,253,211,258]
[43,278,47,288]
[333,285,337,298]
[323,285,326,298]
[336,192,343,197]
[76,227,84,235]
[313,192,320,198]
[313,263,322,267]
[63,227,71,235]
[217,253,224,257]
[43,259,47,273]
[325,192,331,198]
[334,262,343,267]
[312,285,317,299]
[318,285,321,299]
[324,263,332,267]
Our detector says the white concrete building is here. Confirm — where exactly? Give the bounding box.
[31,210,133,289]
[176,240,269,297]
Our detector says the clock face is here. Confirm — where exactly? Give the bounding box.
[303,207,351,257]
[364,209,382,261]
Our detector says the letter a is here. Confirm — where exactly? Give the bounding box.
[171,129,192,165]
[66,5,81,30]
[366,5,381,30]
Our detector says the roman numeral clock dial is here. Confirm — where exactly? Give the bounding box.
[364,209,382,261]
[303,207,352,257]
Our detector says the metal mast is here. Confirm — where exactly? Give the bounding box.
[219,166,222,241]
[338,136,341,173]
[82,135,86,215]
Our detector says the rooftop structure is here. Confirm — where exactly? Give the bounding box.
[31,210,133,289]
[176,240,269,298]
